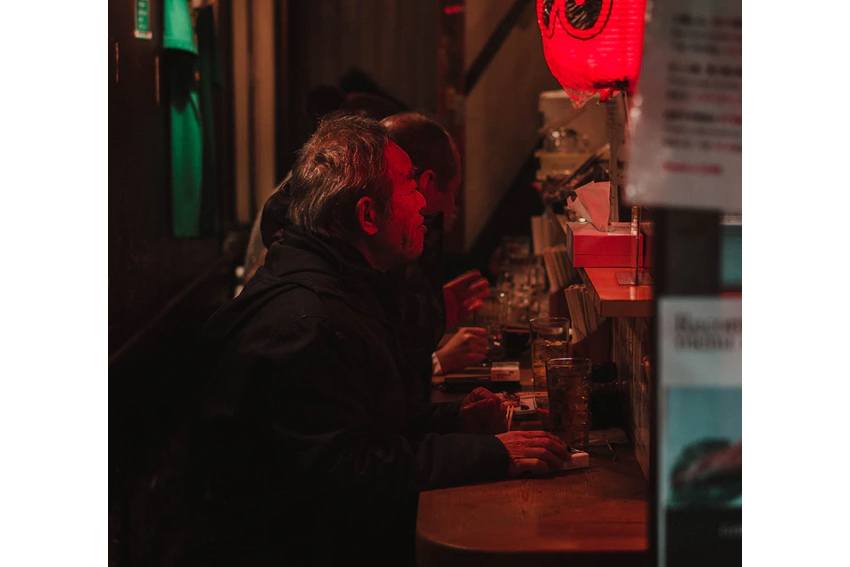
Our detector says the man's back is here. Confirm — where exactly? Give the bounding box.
[196,230,416,564]
[192,229,508,565]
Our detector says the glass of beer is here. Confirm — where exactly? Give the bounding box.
[529,317,570,413]
[545,357,593,449]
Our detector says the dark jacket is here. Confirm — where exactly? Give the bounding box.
[191,228,508,566]
[391,212,447,403]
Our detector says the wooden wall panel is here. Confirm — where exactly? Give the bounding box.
[465,0,514,65]
[463,0,559,250]
[231,0,252,223]
[283,0,439,171]
[252,0,279,209]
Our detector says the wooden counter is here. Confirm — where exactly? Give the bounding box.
[583,267,653,318]
[422,323,650,566]
[416,446,648,567]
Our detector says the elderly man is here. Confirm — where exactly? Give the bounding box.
[197,115,567,566]
[243,113,488,379]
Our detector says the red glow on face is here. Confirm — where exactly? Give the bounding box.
[443,4,464,16]
[380,143,426,263]
[537,0,647,105]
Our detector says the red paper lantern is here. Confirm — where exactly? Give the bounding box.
[537,0,647,106]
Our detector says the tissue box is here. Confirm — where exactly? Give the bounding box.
[566,222,640,268]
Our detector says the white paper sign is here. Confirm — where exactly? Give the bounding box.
[659,297,742,387]
[626,0,741,212]
[658,296,742,566]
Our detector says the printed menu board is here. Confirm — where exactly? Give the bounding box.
[658,296,741,566]
[626,0,741,213]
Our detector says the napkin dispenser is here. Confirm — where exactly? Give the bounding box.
[566,221,642,268]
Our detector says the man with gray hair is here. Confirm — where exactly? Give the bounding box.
[196,115,567,566]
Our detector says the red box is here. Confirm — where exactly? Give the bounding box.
[566,221,641,268]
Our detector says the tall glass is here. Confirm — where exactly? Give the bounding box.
[474,294,505,361]
[545,357,593,448]
[529,317,570,412]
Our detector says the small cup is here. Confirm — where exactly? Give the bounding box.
[545,357,593,449]
[501,324,530,359]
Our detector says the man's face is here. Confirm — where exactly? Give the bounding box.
[419,140,461,232]
[377,142,427,264]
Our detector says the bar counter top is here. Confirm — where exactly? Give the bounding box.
[416,444,648,567]
[422,366,647,566]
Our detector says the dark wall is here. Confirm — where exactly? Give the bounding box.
[282,0,439,171]
[109,2,238,565]
[109,0,234,355]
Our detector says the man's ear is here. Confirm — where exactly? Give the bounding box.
[418,169,437,199]
[356,196,380,236]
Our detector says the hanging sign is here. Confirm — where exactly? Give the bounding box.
[135,0,153,40]
[657,296,741,567]
[536,0,648,106]
[626,0,741,212]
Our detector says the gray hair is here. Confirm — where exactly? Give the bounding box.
[287,114,392,240]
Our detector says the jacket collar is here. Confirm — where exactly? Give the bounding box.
[263,227,396,323]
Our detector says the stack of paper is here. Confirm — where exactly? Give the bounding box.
[531,215,544,256]
[564,284,604,343]
[542,246,576,291]
[532,214,568,257]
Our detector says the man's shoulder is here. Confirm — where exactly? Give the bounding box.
[256,283,332,325]
[228,286,334,362]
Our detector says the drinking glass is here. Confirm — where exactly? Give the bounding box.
[529,317,570,412]
[545,358,593,448]
[474,295,505,362]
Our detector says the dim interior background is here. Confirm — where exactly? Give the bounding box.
[1,2,849,567]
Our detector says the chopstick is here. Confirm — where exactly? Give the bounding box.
[505,404,515,432]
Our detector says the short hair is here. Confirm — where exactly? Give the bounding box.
[381,112,459,192]
[287,115,392,240]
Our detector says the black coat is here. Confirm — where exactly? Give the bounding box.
[391,212,448,404]
[191,228,507,566]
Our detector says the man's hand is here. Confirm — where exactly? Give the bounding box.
[495,431,569,477]
[458,387,508,434]
[435,327,488,373]
[443,270,490,330]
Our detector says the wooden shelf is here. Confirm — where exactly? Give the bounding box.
[583,267,653,318]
